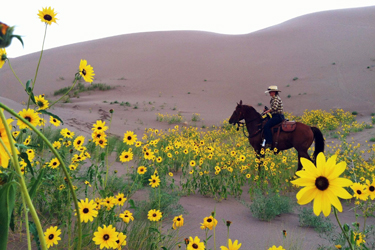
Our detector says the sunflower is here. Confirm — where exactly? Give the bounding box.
[149,174,160,188]
[220,239,242,250]
[156,156,162,163]
[135,141,142,147]
[144,149,154,160]
[291,153,353,217]
[202,216,217,230]
[187,236,205,250]
[23,135,31,145]
[73,135,85,150]
[93,225,118,249]
[12,131,20,138]
[94,197,103,209]
[79,59,95,83]
[50,116,61,127]
[38,7,58,25]
[77,198,98,223]
[147,209,162,222]
[351,183,368,201]
[44,226,61,248]
[17,109,40,129]
[26,149,35,162]
[53,141,61,149]
[365,179,375,200]
[92,120,108,133]
[35,95,49,110]
[115,193,127,206]
[84,180,91,187]
[103,196,116,210]
[58,184,65,190]
[92,130,107,141]
[95,138,108,148]
[115,232,127,249]
[137,166,147,175]
[119,150,133,163]
[169,172,173,177]
[61,128,74,138]
[0,48,6,68]
[119,210,134,223]
[48,158,60,169]
[123,131,137,145]
[190,160,196,167]
[172,215,184,229]
[268,246,285,250]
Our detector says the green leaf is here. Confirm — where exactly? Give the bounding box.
[28,169,45,200]
[29,221,41,250]
[0,181,17,250]
[128,199,137,209]
[20,152,34,176]
[37,110,64,125]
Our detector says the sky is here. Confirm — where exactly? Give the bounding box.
[2,0,375,58]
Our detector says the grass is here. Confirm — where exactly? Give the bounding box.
[54,82,112,96]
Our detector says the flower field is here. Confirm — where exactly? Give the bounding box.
[1,6,375,250]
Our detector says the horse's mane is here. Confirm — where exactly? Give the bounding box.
[241,104,262,119]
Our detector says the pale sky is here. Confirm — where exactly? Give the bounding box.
[2,0,375,58]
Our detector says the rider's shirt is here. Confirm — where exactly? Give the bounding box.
[270,96,283,115]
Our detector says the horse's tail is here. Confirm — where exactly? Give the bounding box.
[311,126,325,161]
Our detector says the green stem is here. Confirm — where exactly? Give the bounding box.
[6,59,25,89]
[104,112,114,188]
[21,192,32,250]
[334,207,353,250]
[28,24,48,108]
[0,103,83,250]
[49,77,78,108]
[0,109,48,249]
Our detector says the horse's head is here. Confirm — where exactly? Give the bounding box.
[229,100,245,125]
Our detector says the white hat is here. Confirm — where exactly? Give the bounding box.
[265,85,281,93]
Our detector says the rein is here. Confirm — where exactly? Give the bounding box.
[236,118,263,139]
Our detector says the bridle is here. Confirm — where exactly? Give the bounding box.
[233,106,264,139]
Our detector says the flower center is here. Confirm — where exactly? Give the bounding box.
[315,176,329,191]
[25,116,31,122]
[177,218,181,221]
[82,69,87,76]
[153,213,157,217]
[37,101,44,107]
[103,234,109,240]
[48,234,54,240]
[83,208,89,214]
[192,243,198,249]
[125,215,128,217]
[370,186,375,192]
[207,218,212,223]
[44,15,52,21]
[356,190,362,195]
[77,140,81,145]
[127,136,132,140]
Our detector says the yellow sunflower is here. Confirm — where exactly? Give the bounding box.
[38,7,58,25]
[119,210,134,224]
[149,174,160,188]
[365,179,375,200]
[137,166,147,175]
[351,183,368,201]
[0,48,7,68]
[95,138,108,148]
[79,59,95,83]
[172,215,184,229]
[92,130,107,141]
[48,158,60,169]
[103,196,116,210]
[119,150,133,163]
[73,135,85,150]
[12,131,20,138]
[61,128,74,138]
[35,95,49,110]
[201,216,217,230]
[190,160,196,167]
[220,239,242,250]
[268,246,285,250]
[115,232,127,249]
[291,153,353,217]
[17,109,40,129]
[50,116,61,127]
[115,193,127,206]
[147,209,162,222]
[77,198,98,223]
[93,225,118,249]
[123,131,137,145]
[44,226,61,248]
[187,236,205,250]
[92,120,108,133]
[144,149,154,160]
[53,141,61,149]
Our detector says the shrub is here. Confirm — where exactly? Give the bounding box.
[247,189,294,221]
[298,207,334,233]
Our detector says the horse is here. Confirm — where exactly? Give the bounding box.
[228,100,325,171]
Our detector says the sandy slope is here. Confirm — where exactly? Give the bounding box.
[1,6,375,250]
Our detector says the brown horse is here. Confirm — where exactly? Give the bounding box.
[228,100,324,171]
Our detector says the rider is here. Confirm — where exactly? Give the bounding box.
[261,85,285,148]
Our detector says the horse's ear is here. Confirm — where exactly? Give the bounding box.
[239,100,243,106]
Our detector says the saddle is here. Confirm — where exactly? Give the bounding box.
[270,120,297,148]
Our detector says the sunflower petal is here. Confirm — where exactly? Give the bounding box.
[321,192,333,217]
[300,157,319,176]
[316,152,326,174]
[330,177,353,188]
[327,161,347,179]
[326,189,343,212]
[313,192,323,216]
[297,186,317,205]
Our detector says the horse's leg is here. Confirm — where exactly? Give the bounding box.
[297,150,312,171]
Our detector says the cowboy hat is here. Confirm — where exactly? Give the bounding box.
[265,85,281,93]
